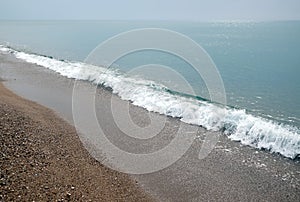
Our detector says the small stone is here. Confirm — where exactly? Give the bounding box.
[66,192,71,199]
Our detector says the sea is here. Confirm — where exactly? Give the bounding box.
[0,20,299,159]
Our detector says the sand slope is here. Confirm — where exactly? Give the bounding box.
[0,83,153,201]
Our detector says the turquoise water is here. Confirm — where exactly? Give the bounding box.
[0,20,299,128]
[1,20,300,158]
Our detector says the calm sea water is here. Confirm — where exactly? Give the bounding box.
[1,20,299,128]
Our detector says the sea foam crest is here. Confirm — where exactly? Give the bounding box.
[1,46,299,159]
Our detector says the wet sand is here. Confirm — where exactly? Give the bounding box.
[1,52,300,201]
[0,84,153,201]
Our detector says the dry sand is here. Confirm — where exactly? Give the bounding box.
[0,82,153,201]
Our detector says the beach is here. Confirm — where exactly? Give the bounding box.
[0,81,154,201]
[0,52,300,201]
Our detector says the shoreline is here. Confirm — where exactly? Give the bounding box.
[0,82,154,201]
[2,45,299,159]
[1,52,300,201]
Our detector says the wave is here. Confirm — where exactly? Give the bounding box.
[1,45,299,159]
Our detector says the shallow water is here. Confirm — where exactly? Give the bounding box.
[0,21,299,158]
[0,21,299,126]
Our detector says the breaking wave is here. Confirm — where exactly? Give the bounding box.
[1,45,299,159]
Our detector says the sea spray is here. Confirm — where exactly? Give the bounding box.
[1,45,299,159]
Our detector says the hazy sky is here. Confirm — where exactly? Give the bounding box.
[1,0,300,21]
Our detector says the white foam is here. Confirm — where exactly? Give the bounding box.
[0,45,11,53]
[2,46,300,159]
[223,109,300,158]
